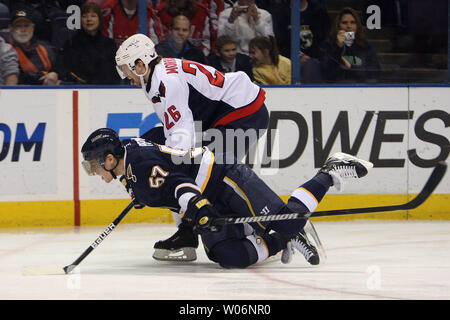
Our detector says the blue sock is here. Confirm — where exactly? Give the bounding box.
[270,172,332,238]
[260,232,287,255]
[297,172,332,203]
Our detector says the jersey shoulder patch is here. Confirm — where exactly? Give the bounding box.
[151,81,166,104]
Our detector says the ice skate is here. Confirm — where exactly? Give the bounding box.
[281,229,320,265]
[320,152,373,191]
[153,224,199,262]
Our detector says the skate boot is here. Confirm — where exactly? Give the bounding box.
[153,224,199,262]
[281,229,320,265]
[320,152,373,191]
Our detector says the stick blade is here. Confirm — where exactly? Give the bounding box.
[22,265,66,276]
[63,264,78,274]
[422,161,446,194]
[405,161,447,210]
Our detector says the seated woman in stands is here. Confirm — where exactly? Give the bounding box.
[58,2,120,85]
[319,7,380,83]
[248,35,291,85]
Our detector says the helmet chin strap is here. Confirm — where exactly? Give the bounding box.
[134,64,149,88]
[104,156,120,180]
[139,75,146,88]
[109,168,117,180]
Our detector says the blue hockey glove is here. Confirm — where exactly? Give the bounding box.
[120,176,145,209]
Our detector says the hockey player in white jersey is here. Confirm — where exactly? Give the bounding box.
[115,33,269,262]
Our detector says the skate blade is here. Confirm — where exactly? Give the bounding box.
[261,251,282,265]
[22,265,67,276]
[280,243,293,264]
[304,220,327,264]
[152,247,197,262]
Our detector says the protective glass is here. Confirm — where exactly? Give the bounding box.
[81,159,102,176]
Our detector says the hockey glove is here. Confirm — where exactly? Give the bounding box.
[120,176,145,209]
[183,196,221,233]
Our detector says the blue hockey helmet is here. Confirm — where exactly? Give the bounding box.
[81,128,124,177]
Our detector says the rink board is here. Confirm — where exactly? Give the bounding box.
[0,86,449,227]
[0,194,449,228]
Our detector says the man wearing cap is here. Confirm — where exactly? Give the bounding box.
[9,6,60,85]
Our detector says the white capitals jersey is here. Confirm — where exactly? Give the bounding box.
[142,58,266,149]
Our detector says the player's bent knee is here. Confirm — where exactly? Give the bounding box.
[212,239,258,269]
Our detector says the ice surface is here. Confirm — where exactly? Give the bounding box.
[0,221,449,300]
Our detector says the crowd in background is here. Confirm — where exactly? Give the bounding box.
[0,0,448,86]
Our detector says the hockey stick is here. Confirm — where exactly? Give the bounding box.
[210,161,447,227]
[63,200,135,274]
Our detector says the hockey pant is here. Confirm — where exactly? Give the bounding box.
[201,164,331,268]
[204,103,269,165]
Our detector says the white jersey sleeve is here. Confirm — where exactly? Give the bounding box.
[146,62,196,150]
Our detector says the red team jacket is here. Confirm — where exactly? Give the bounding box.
[101,0,164,45]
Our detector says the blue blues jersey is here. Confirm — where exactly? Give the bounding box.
[123,138,226,213]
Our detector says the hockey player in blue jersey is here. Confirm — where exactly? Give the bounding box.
[81,128,373,268]
[115,33,270,262]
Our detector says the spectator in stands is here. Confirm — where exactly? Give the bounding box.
[218,0,273,56]
[0,35,19,85]
[149,0,227,14]
[299,0,331,83]
[58,2,120,85]
[248,35,291,85]
[0,2,10,40]
[206,34,253,80]
[254,0,290,58]
[9,1,54,44]
[319,7,380,83]
[90,0,108,5]
[9,1,82,52]
[156,0,215,56]
[200,0,224,34]
[101,0,163,45]
[8,5,60,85]
[155,14,206,63]
[253,0,329,83]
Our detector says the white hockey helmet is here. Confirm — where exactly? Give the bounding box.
[115,33,158,79]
